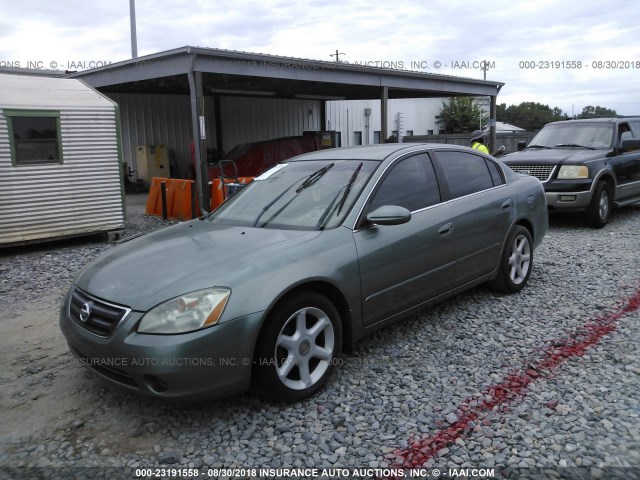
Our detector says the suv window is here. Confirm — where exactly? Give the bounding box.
[618,123,633,144]
[435,151,495,199]
[369,154,440,212]
[628,121,640,138]
[529,123,614,149]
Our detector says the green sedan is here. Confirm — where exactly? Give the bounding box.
[60,143,548,402]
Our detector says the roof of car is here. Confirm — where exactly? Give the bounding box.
[290,143,471,162]
[548,116,640,126]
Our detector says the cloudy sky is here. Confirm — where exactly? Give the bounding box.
[1,0,639,115]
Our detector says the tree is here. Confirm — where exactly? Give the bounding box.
[436,97,488,134]
[578,105,617,118]
[496,102,568,131]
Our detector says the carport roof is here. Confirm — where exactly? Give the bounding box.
[68,46,504,99]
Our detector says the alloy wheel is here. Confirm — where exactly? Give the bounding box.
[274,307,335,390]
[508,235,531,285]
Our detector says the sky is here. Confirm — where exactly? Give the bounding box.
[1,0,639,116]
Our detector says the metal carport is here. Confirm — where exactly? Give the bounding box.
[69,46,504,213]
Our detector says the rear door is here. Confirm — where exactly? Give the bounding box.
[432,149,513,284]
[353,153,457,327]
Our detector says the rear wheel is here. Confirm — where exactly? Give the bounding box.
[253,291,342,402]
[585,181,612,228]
[490,226,533,293]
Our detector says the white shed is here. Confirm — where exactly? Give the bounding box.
[0,72,125,246]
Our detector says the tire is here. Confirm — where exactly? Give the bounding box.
[253,291,342,402]
[490,226,533,293]
[585,181,612,228]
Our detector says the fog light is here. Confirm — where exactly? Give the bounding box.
[144,375,168,393]
[559,195,576,202]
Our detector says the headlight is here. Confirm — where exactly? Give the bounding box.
[557,165,589,179]
[138,288,230,334]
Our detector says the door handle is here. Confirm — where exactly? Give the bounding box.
[501,199,512,209]
[438,222,454,236]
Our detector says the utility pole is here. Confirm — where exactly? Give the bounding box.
[130,0,138,58]
[330,50,345,62]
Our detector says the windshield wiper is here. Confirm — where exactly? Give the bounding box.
[253,163,335,228]
[336,162,363,216]
[555,143,596,150]
[526,144,552,149]
[295,163,334,193]
[315,162,363,230]
[251,183,297,227]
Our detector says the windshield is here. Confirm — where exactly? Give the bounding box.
[528,123,614,149]
[208,160,378,230]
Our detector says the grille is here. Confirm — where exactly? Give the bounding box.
[69,287,131,337]
[507,164,556,182]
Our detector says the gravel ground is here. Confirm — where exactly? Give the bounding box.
[0,196,638,480]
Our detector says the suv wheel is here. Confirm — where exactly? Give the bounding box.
[585,181,612,228]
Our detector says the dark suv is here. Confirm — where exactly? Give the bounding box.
[502,117,640,227]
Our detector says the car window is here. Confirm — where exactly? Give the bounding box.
[435,151,495,199]
[485,159,505,186]
[210,160,378,230]
[368,153,440,212]
[628,121,640,138]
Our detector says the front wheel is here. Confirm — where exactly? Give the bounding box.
[253,291,342,402]
[585,181,612,228]
[490,226,533,293]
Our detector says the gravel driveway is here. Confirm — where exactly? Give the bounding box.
[0,195,638,480]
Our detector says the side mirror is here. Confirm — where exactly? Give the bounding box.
[498,145,506,153]
[517,141,527,151]
[620,139,640,153]
[366,205,411,226]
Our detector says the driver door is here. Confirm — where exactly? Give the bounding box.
[353,153,457,327]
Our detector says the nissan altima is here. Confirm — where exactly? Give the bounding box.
[60,143,548,402]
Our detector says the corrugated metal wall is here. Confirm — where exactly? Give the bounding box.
[326,98,446,146]
[108,93,322,178]
[107,93,212,180]
[0,106,124,245]
[218,97,322,151]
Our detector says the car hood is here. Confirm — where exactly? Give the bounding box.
[503,148,606,165]
[75,220,320,311]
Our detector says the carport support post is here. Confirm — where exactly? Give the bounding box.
[213,95,224,158]
[188,64,209,214]
[381,86,388,141]
[489,94,497,153]
[196,71,210,210]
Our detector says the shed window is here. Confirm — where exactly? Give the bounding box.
[6,111,62,165]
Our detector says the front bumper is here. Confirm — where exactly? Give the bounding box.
[59,287,264,400]
[544,178,594,211]
[545,190,593,211]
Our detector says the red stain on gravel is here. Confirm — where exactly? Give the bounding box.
[389,288,640,469]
